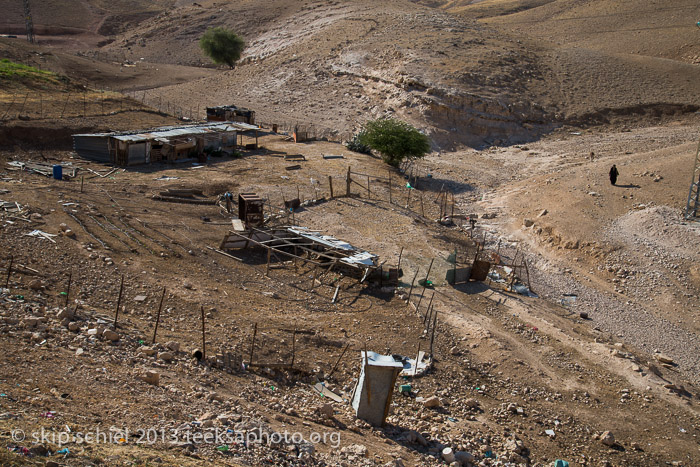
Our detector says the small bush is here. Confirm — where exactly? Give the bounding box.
[356,118,430,167]
[199,27,245,68]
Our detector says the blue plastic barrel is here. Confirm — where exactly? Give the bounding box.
[53,165,62,180]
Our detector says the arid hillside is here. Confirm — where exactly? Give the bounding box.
[3,0,699,147]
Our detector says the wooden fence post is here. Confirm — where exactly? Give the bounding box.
[346,167,351,196]
[113,274,124,329]
[200,305,207,360]
[328,343,350,379]
[407,268,419,306]
[64,271,72,307]
[328,175,334,199]
[4,255,13,288]
[429,309,438,355]
[152,287,166,344]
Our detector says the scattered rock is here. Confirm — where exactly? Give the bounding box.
[341,444,368,457]
[655,354,674,365]
[166,341,181,352]
[422,395,441,408]
[56,308,74,320]
[134,295,147,302]
[158,351,175,362]
[102,329,120,341]
[138,371,159,386]
[523,218,534,227]
[455,451,475,465]
[537,209,548,217]
[319,403,334,418]
[139,346,156,356]
[600,431,615,447]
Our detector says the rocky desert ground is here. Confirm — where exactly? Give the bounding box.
[0,1,699,466]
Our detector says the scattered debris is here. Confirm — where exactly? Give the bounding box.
[24,230,58,243]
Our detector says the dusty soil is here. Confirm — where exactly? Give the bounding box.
[1,1,700,466]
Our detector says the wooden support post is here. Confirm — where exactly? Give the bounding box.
[80,175,84,193]
[346,166,351,196]
[407,268,419,306]
[423,292,435,324]
[200,305,206,361]
[64,271,72,307]
[364,343,371,405]
[424,258,434,284]
[451,192,455,217]
[249,323,257,366]
[312,265,319,288]
[113,274,124,329]
[367,175,370,199]
[414,342,421,376]
[420,192,425,217]
[152,287,166,344]
[328,175,334,199]
[524,259,534,294]
[406,186,411,208]
[397,247,403,274]
[429,309,438,356]
[425,303,435,332]
[290,328,296,369]
[5,255,13,288]
[328,343,350,379]
[416,285,427,313]
[266,247,271,276]
[332,285,340,303]
[509,249,520,291]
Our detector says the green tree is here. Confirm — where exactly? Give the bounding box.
[357,118,430,167]
[199,27,245,68]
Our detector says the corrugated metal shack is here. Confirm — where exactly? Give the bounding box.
[206,105,256,125]
[73,122,260,166]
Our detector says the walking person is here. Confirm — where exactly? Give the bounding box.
[609,164,619,186]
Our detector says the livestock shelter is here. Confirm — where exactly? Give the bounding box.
[206,105,256,125]
[73,122,260,166]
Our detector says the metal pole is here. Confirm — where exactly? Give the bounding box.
[429,309,438,355]
[4,255,13,288]
[328,343,350,378]
[423,292,435,324]
[407,268,419,306]
[113,274,124,328]
[201,305,206,361]
[152,287,166,344]
[424,258,434,284]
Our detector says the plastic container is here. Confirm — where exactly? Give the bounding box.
[53,164,63,180]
